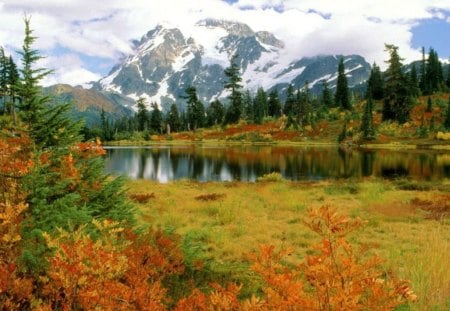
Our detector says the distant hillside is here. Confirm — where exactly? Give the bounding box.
[43,84,134,126]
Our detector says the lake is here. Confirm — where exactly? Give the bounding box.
[104,145,450,182]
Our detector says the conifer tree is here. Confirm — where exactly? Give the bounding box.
[425,48,444,94]
[409,63,420,97]
[382,44,412,123]
[335,57,350,110]
[242,90,254,122]
[224,54,243,124]
[166,103,181,132]
[268,89,282,118]
[284,84,296,116]
[206,99,225,126]
[150,102,163,133]
[0,47,7,112]
[183,86,204,130]
[419,47,427,93]
[136,97,149,131]
[321,80,334,108]
[366,63,384,100]
[426,97,433,113]
[444,96,450,130]
[253,87,267,124]
[360,98,375,140]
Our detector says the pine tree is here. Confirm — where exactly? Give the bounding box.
[409,63,420,97]
[150,102,163,133]
[382,44,412,123]
[297,82,311,126]
[136,97,149,131]
[366,63,384,100]
[166,103,181,133]
[253,87,267,124]
[335,57,350,110]
[242,90,254,122]
[321,80,334,108]
[426,97,432,113]
[284,84,296,116]
[425,48,444,94]
[206,99,225,126]
[183,86,204,130]
[224,54,243,124]
[360,98,375,140]
[444,96,450,130]
[419,47,427,93]
[7,56,20,118]
[17,16,80,148]
[0,47,7,113]
[268,89,282,118]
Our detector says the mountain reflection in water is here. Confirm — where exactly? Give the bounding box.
[104,146,450,183]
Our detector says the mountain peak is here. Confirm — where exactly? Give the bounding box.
[196,18,255,37]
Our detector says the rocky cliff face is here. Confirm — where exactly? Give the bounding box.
[97,19,371,111]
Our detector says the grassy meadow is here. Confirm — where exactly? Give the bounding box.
[126,177,450,310]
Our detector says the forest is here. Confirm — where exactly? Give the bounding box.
[1,17,449,310]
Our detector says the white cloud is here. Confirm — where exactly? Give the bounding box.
[1,0,450,85]
[39,54,101,87]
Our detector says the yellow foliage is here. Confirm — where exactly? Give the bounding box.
[436,131,450,140]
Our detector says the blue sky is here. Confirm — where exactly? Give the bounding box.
[1,0,450,86]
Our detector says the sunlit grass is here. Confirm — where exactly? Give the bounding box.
[127,178,450,310]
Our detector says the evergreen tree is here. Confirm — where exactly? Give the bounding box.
[419,47,427,93]
[408,63,420,97]
[382,44,412,123]
[7,56,20,117]
[150,102,163,133]
[446,64,450,90]
[223,54,243,124]
[444,96,450,130]
[360,98,375,140]
[183,86,204,130]
[206,99,225,126]
[284,84,296,116]
[426,97,433,113]
[425,47,444,94]
[242,90,254,122]
[366,63,384,100]
[0,47,7,112]
[17,16,80,148]
[321,80,334,108]
[100,108,113,141]
[166,103,181,133]
[253,87,267,124]
[268,89,282,118]
[136,97,149,131]
[297,82,312,126]
[335,57,351,110]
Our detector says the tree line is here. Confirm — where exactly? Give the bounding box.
[88,45,450,142]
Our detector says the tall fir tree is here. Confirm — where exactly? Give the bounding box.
[268,89,282,118]
[419,47,427,93]
[444,96,450,130]
[150,102,163,133]
[284,84,296,116]
[360,97,375,140]
[136,97,149,131]
[253,87,267,124]
[408,63,420,97]
[166,103,181,133]
[224,54,243,124]
[183,86,204,130]
[242,90,254,122]
[425,47,444,94]
[321,80,334,108]
[206,99,225,126]
[366,62,384,100]
[382,44,412,123]
[335,57,351,110]
[0,47,7,112]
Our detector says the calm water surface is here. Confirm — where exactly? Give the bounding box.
[104,146,450,182]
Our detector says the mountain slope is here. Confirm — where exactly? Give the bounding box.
[44,84,134,126]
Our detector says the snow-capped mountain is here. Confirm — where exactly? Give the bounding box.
[97,19,370,111]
